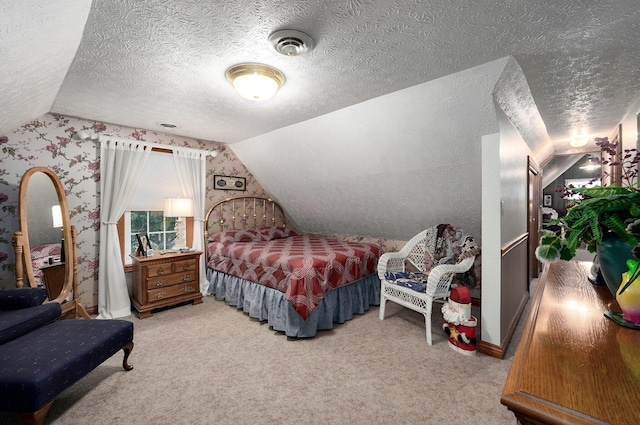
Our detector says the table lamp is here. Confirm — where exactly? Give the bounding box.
[51,205,65,262]
[163,197,194,250]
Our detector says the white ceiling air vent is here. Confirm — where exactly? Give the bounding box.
[269,30,315,56]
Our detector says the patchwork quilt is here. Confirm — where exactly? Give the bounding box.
[207,228,381,320]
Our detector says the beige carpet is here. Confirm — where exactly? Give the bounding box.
[1,292,529,425]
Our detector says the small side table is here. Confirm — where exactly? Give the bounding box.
[40,261,66,299]
[130,251,203,318]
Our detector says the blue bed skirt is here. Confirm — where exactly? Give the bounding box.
[206,269,381,337]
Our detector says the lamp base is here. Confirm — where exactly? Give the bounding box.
[173,218,188,250]
[60,238,65,263]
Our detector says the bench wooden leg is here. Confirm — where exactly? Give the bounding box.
[122,341,134,371]
[18,400,54,425]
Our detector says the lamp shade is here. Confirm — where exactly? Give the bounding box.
[226,63,285,101]
[164,197,194,217]
[51,205,63,228]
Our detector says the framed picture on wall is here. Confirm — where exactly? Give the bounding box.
[214,175,246,191]
[543,194,552,207]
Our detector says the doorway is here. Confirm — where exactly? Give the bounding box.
[527,157,541,284]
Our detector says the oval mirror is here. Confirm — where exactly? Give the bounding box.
[16,167,73,303]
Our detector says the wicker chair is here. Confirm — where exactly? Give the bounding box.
[378,225,479,345]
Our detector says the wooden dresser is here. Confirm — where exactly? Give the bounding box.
[501,261,640,424]
[130,251,203,319]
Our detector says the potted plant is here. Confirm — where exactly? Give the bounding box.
[536,137,640,323]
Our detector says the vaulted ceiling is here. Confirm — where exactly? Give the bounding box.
[2,0,640,239]
[3,1,640,147]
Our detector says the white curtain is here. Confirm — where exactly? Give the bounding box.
[97,138,151,319]
[172,149,209,294]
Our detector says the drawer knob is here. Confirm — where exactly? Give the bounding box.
[183,264,190,271]
[154,292,166,299]
[182,275,191,281]
[182,286,193,293]
[153,280,165,286]
[157,267,165,275]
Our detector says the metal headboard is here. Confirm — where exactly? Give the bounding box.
[204,195,287,241]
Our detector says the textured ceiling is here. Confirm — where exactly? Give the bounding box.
[0,0,630,148]
[2,1,640,241]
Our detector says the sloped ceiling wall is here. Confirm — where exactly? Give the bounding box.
[231,59,509,241]
[0,1,90,135]
[493,57,554,165]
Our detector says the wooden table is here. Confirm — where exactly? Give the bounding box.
[501,261,640,424]
[39,261,65,299]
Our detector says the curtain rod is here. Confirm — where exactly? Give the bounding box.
[72,131,218,157]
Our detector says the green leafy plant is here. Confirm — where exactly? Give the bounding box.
[536,137,640,293]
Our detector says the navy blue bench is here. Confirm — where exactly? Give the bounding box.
[0,288,134,425]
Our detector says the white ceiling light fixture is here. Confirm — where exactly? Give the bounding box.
[226,63,285,101]
[570,128,590,147]
[269,29,315,56]
[580,155,601,171]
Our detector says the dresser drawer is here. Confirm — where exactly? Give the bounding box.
[146,271,196,289]
[173,258,198,273]
[147,282,199,304]
[147,262,172,277]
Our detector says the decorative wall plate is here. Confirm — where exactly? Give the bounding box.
[214,175,246,191]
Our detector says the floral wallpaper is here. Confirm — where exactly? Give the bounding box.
[0,113,268,307]
[1,113,408,310]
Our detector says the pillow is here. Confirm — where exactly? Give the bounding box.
[423,225,480,271]
[256,226,300,241]
[458,237,481,262]
[30,243,61,260]
[208,229,259,244]
[208,227,300,244]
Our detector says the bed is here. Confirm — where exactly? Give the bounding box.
[204,196,382,337]
[29,242,62,287]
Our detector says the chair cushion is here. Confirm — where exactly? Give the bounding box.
[0,303,61,345]
[385,271,428,293]
[0,287,49,310]
[0,318,134,412]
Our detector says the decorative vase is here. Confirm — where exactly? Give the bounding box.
[597,236,635,297]
[616,259,640,325]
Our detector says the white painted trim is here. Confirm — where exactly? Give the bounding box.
[481,132,502,346]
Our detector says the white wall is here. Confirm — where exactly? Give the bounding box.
[497,108,530,243]
[481,133,502,344]
[481,112,532,347]
[481,57,542,348]
[231,58,509,242]
[621,96,640,152]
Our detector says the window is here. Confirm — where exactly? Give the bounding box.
[120,150,187,265]
[123,211,178,262]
